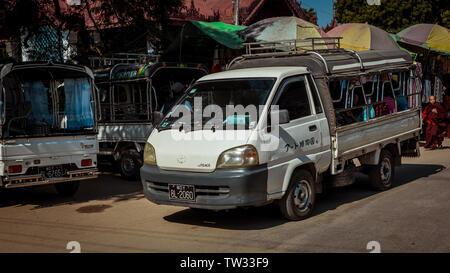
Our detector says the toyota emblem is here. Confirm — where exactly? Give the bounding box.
[177,155,186,164]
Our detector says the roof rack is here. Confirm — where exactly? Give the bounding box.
[228,37,365,74]
[244,37,342,55]
[89,53,160,69]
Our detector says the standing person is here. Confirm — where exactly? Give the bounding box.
[423,96,447,149]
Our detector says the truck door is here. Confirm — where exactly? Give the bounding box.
[267,75,322,195]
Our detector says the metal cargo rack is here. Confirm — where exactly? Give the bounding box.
[89,53,160,69]
[228,37,365,74]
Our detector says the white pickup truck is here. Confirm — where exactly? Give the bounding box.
[140,39,422,220]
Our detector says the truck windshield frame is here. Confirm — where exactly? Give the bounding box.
[1,69,97,139]
[157,77,276,131]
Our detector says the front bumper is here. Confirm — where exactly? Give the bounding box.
[141,164,268,210]
[2,168,98,189]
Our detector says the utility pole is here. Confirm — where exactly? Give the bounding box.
[232,0,239,25]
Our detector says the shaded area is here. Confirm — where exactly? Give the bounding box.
[164,163,445,230]
[0,171,144,210]
[76,204,112,213]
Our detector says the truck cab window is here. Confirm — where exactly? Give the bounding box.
[275,77,311,121]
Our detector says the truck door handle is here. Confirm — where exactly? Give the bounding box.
[309,125,317,131]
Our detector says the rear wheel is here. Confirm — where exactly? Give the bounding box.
[119,149,142,180]
[279,170,316,221]
[368,149,395,191]
[55,181,80,197]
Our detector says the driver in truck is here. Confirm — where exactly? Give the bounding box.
[161,82,185,115]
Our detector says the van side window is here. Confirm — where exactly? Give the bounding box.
[307,75,323,114]
[275,77,311,120]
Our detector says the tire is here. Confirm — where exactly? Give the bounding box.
[119,149,143,180]
[330,162,356,187]
[55,181,80,197]
[279,169,316,221]
[368,149,396,191]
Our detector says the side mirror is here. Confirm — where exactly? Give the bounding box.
[153,111,164,125]
[270,109,290,125]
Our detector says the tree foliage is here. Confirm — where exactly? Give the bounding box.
[90,0,183,50]
[1,0,184,63]
[334,0,450,32]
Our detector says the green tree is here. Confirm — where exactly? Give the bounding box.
[334,0,449,32]
[89,0,183,53]
[1,0,184,63]
[2,0,88,62]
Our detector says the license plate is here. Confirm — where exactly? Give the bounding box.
[168,184,196,202]
[42,166,65,178]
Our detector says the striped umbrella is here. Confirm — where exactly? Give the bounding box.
[397,24,450,55]
[326,23,399,51]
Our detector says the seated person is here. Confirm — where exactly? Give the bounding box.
[334,98,350,126]
[339,92,365,124]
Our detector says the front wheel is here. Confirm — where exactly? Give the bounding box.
[368,149,396,191]
[279,170,316,221]
[119,149,143,180]
[55,181,80,197]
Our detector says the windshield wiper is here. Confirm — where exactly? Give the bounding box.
[156,126,173,132]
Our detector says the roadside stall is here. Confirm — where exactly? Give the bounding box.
[396,24,450,106]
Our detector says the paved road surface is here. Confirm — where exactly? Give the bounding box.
[0,140,449,253]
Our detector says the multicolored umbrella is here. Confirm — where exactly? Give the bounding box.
[389,33,417,61]
[238,16,327,48]
[396,24,450,55]
[326,23,399,51]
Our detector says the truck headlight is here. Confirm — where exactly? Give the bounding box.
[216,145,259,169]
[143,142,157,165]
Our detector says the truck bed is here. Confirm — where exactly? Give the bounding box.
[333,108,421,166]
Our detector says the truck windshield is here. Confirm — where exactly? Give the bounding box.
[2,71,95,138]
[159,78,275,131]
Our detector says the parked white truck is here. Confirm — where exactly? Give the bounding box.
[93,56,208,179]
[0,62,99,195]
[140,39,422,220]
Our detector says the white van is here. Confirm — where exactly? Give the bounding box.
[0,62,99,195]
[140,39,422,220]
